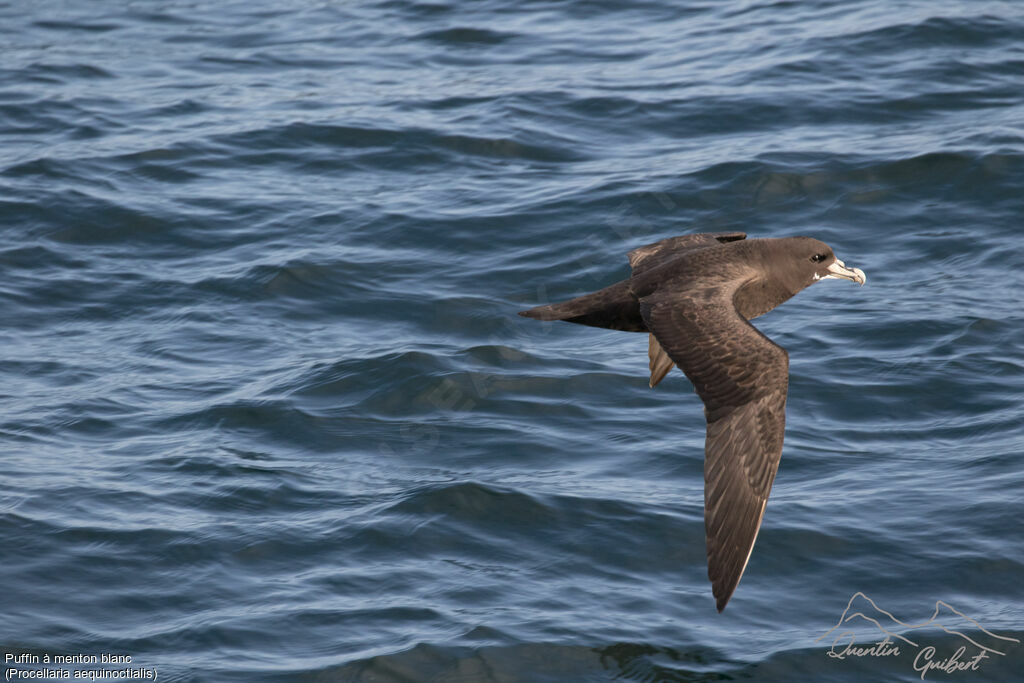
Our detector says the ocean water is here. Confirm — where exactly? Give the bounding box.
[1,0,1022,681]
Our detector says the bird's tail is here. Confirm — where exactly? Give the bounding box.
[518,278,645,332]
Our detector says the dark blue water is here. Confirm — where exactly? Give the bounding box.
[2,1,1022,681]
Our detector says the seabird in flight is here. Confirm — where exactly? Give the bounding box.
[519,232,866,611]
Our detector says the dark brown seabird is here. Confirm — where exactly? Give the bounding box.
[519,232,866,611]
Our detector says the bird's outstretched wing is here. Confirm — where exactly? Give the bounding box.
[628,232,746,276]
[640,280,788,612]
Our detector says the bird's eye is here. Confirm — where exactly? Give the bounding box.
[810,253,828,263]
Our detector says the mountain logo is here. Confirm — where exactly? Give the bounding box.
[816,592,1019,679]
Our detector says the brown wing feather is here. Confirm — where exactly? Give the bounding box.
[648,334,675,388]
[628,232,746,276]
[639,283,788,612]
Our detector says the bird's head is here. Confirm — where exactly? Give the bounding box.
[774,236,866,292]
